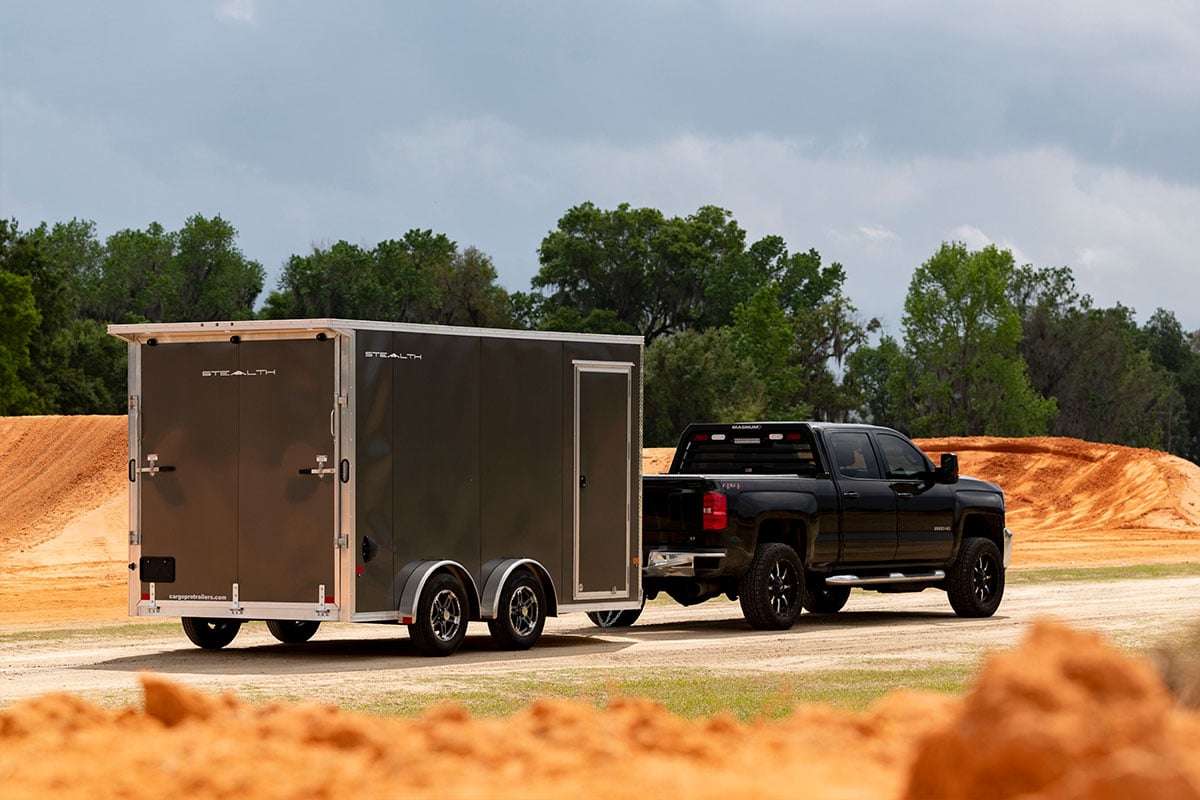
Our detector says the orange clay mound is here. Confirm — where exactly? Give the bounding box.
[0,415,127,554]
[918,436,1200,566]
[904,620,1200,800]
[0,620,1195,800]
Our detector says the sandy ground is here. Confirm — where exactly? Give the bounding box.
[3,416,1200,798]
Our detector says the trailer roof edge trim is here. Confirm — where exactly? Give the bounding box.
[107,318,645,345]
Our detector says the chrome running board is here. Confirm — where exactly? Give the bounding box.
[825,570,945,587]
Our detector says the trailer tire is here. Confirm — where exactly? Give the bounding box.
[585,606,643,628]
[738,542,804,630]
[266,620,320,644]
[947,537,1005,618]
[408,572,470,657]
[181,617,242,650]
[486,570,546,650]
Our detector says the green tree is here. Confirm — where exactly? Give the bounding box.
[534,203,750,340]
[264,240,376,319]
[643,328,763,446]
[0,267,41,414]
[84,222,177,322]
[727,283,809,420]
[169,214,264,321]
[418,245,512,328]
[1138,308,1196,458]
[901,242,1055,436]
[1009,266,1188,454]
[263,231,512,326]
[844,334,907,428]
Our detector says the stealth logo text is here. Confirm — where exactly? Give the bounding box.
[365,351,423,360]
[201,369,277,377]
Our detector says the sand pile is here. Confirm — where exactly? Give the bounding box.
[0,621,1195,799]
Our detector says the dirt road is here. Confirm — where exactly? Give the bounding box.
[4,575,1197,710]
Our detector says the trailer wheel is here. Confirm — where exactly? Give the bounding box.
[585,606,643,628]
[947,537,1005,618]
[181,617,242,650]
[266,620,321,644]
[738,542,804,630]
[486,571,546,650]
[408,572,469,657]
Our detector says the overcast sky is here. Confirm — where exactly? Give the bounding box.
[3,1,1198,333]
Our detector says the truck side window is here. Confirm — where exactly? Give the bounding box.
[829,432,882,479]
[878,433,929,478]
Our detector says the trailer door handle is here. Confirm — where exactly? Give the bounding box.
[137,454,175,477]
[300,454,337,477]
[579,475,587,489]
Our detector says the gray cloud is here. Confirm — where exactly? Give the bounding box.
[2,1,1197,332]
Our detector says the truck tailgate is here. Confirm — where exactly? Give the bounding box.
[643,475,713,545]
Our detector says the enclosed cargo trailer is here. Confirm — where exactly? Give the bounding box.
[108,319,643,656]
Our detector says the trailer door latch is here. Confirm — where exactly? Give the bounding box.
[299,454,337,477]
[137,454,176,477]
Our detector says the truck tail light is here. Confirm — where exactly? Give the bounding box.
[702,492,728,530]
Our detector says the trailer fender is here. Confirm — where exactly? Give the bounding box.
[480,559,559,620]
[397,560,481,624]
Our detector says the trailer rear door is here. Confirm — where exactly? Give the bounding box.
[138,336,337,606]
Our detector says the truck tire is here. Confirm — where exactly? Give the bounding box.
[487,570,546,650]
[408,572,470,656]
[947,537,1005,617]
[739,542,804,630]
[266,620,320,644]
[586,607,643,628]
[181,617,242,650]
[803,581,851,614]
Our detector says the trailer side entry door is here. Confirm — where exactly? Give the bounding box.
[573,361,633,600]
[138,336,337,606]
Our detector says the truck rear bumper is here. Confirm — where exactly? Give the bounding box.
[644,549,727,578]
[1003,527,1013,568]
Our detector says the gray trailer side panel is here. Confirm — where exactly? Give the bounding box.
[388,332,482,598]
[479,338,565,594]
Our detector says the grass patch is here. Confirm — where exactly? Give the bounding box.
[1009,562,1200,585]
[318,664,974,720]
[0,621,180,645]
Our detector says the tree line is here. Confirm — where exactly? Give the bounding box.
[2,205,1197,463]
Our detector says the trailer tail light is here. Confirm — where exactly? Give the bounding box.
[785,433,804,441]
[702,492,728,530]
[693,433,709,442]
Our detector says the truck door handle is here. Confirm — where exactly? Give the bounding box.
[579,475,587,489]
[842,491,859,499]
[896,492,914,500]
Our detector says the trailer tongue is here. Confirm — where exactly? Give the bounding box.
[110,319,643,656]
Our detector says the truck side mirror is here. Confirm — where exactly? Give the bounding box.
[939,453,959,483]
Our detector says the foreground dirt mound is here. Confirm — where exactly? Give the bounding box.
[1,621,1195,799]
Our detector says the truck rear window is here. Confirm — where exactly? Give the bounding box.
[675,430,821,475]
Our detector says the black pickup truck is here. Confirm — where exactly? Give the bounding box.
[590,421,1012,630]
